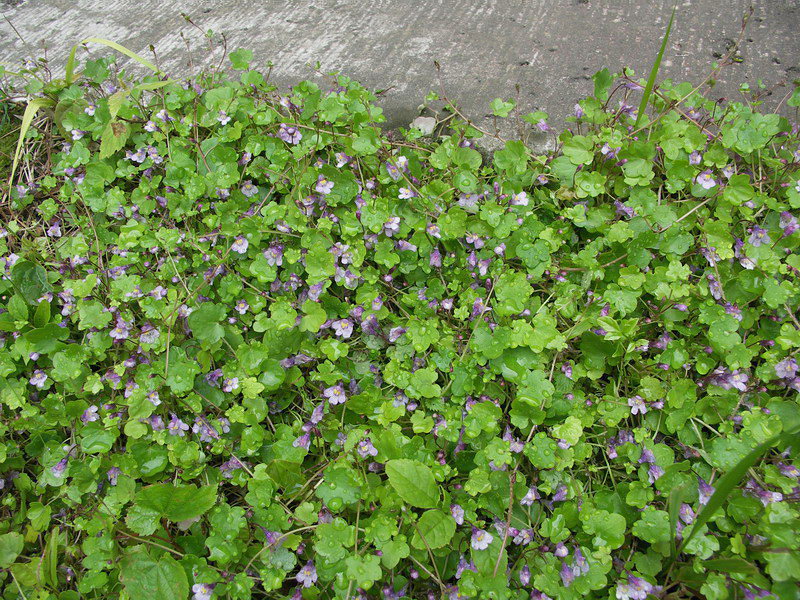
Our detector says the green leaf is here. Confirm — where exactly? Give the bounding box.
[385,459,439,508]
[134,483,217,522]
[0,532,24,568]
[411,509,456,549]
[11,261,52,304]
[490,98,515,117]
[119,547,188,600]
[229,48,253,70]
[188,303,226,343]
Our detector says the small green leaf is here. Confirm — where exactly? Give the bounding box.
[385,459,439,508]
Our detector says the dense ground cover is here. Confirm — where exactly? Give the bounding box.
[0,45,799,600]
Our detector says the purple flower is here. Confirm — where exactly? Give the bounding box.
[388,327,406,343]
[81,405,99,423]
[628,395,647,416]
[775,357,798,379]
[192,583,215,600]
[296,560,317,588]
[450,504,465,525]
[315,175,334,195]
[29,369,48,389]
[139,324,160,344]
[688,151,702,165]
[168,414,190,436]
[470,528,493,550]
[780,212,799,236]
[222,377,239,393]
[648,464,665,484]
[107,467,121,486]
[51,458,68,478]
[278,123,302,145]
[398,187,416,199]
[520,486,541,506]
[748,226,770,247]
[616,574,653,600]
[695,170,717,189]
[324,384,347,405]
[357,438,378,458]
[383,216,401,237]
[511,191,529,206]
[264,244,284,266]
[146,390,161,407]
[520,565,531,586]
[110,320,130,340]
[332,319,353,339]
[231,236,249,254]
[234,299,249,315]
[698,477,715,505]
[217,111,231,125]
[560,561,576,587]
[552,484,568,502]
[240,181,258,198]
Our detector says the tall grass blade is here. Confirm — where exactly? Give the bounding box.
[65,37,162,85]
[634,4,677,129]
[676,425,799,556]
[7,96,54,187]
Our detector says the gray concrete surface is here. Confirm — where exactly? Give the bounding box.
[1,1,798,142]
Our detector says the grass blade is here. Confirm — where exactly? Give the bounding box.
[676,424,799,556]
[81,38,161,74]
[634,4,677,128]
[667,482,689,559]
[7,96,54,187]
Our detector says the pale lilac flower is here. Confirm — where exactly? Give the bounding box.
[146,390,161,407]
[222,377,239,393]
[84,104,96,116]
[520,565,531,586]
[240,181,258,198]
[263,244,284,266]
[155,109,172,122]
[107,467,121,486]
[628,395,647,415]
[324,384,347,405]
[231,236,249,254]
[139,324,160,344]
[293,433,310,449]
[192,583,214,600]
[775,357,798,379]
[520,486,541,506]
[168,414,190,436]
[278,123,302,144]
[217,111,231,125]
[234,300,249,314]
[470,529,493,550]
[574,104,584,118]
[560,561,576,587]
[695,170,716,189]
[335,152,351,167]
[616,574,653,600]
[552,485,568,502]
[748,226,770,247]
[357,438,378,458]
[81,405,99,423]
[450,504,465,525]
[296,561,317,588]
[332,319,353,338]
[688,151,702,165]
[315,175,334,195]
[780,212,799,236]
[29,370,47,389]
[698,477,715,505]
[383,217,401,237]
[388,327,406,343]
[648,464,665,484]
[51,458,68,478]
[510,191,529,206]
[71,129,85,141]
[426,223,441,238]
[679,503,695,524]
[144,120,160,132]
[398,187,416,199]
